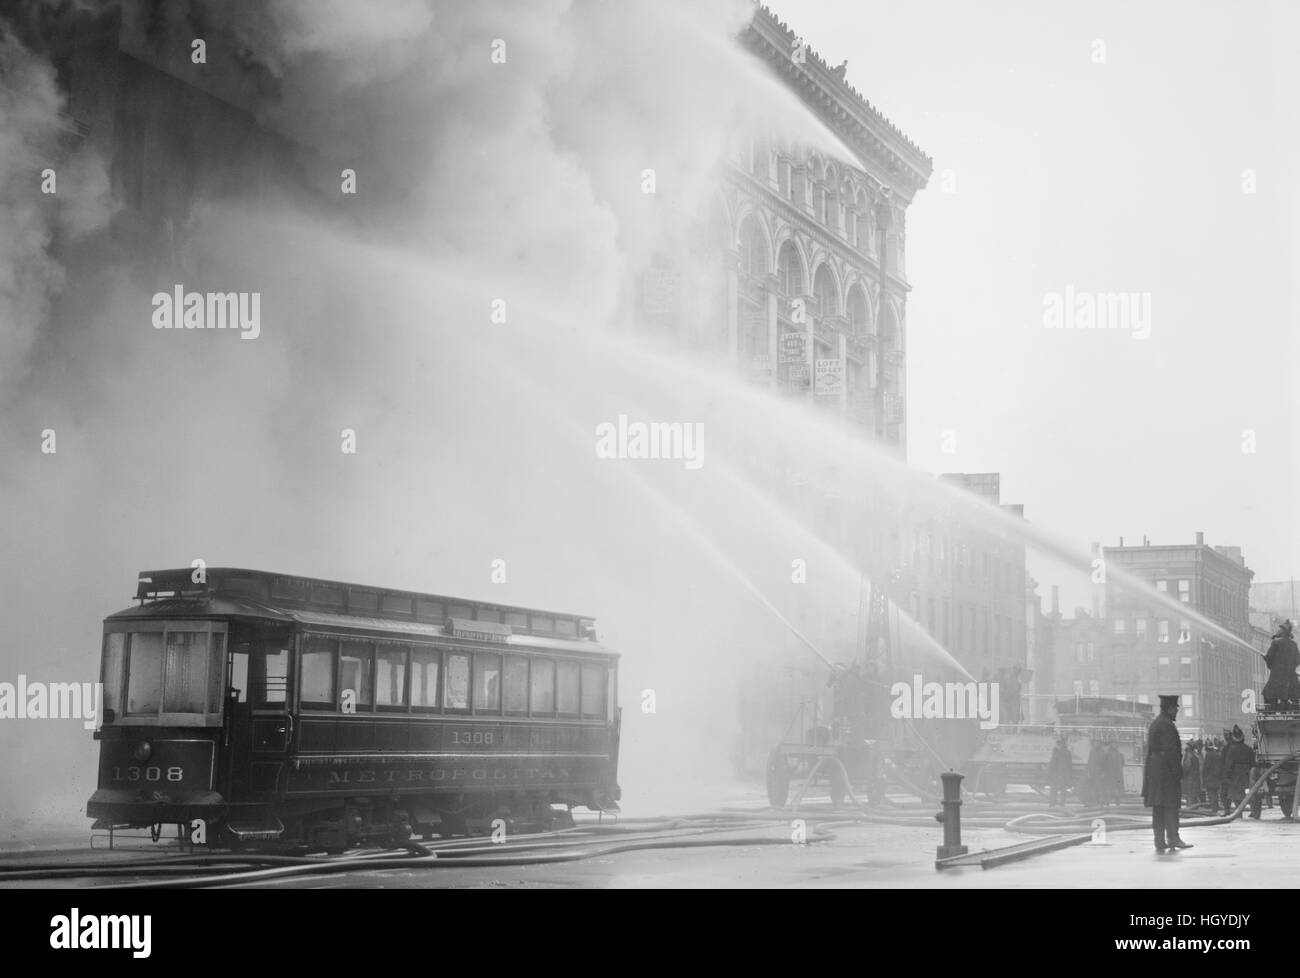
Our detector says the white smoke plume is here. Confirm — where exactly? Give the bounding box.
[0,0,867,833]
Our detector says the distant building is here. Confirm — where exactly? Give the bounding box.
[1103,534,1258,736]
[1043,608,1111,704]
[892,473,1028,679]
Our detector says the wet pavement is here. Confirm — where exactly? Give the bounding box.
[5,790,1299,888]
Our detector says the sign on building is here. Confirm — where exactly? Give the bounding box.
[785,362,810,389]
[641,267,679,315]
[779,331,806,365]
[814,359,844,396]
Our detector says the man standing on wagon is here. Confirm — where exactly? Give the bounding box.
[1143,694,1192,852]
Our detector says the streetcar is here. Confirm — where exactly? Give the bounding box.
[87,568,622,850]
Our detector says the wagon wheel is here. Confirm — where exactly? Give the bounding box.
[828,762,848,807]
[766,749,791,808]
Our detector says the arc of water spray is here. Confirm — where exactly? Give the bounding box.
[493,360,839,672]
[596,338,1262,658]
[579,380,975,681]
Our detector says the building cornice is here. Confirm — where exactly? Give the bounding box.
[743,5,933,200]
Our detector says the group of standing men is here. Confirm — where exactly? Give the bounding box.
[1182,730,1263,817]
[1045,737,1125,806]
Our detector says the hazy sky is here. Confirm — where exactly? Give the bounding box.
[771,0,1299,595]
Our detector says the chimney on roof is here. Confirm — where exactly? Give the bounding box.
[1119,536,1124,547]
[1051,585,1060,617]
[1196,531,1204,546]
[1143,535,1149,546]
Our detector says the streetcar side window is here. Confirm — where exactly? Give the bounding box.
[254,646,289,706]
[503,656,528,715]
[102,633,126,715]
[581,663,606,718]
[474,653,501,713]
[530,658,555,715]
[410,647,440,710]
[557,660,580,715]
[301,637,336,709]
[443,653,470,710]
[376,643,408,709]
[339,640,374,709]
[126,632,164,715]
[230,649,248,703]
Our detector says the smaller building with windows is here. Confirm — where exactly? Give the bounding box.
[1046,533,1260,736]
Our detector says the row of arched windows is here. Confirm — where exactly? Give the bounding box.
[737,215,877,337]
[748,139,881,253]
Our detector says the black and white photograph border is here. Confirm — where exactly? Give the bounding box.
[0,0,1297,924]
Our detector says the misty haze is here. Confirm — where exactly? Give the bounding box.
[0,0,1297,903]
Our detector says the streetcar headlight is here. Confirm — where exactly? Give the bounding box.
[132,741,153,763]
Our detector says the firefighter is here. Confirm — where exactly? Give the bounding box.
[1143,694,1191,851]
[1047,735,1072,807]
[1222,725,1255,817]
[1183,740,1203,808]
[1217,729,1233,812]
[1262,620,1300,710]
[1201,738,1222,808]
[1104,742,1124,806]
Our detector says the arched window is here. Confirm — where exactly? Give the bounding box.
[777,241,805,297]
[738,217,769,277]
[813,264,838,317]
[824,165,839,231]
[846,284,869,336]
[856,191,871,253]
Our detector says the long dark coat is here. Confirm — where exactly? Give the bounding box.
[1222,740,1255,796]
[1047,744,1073,786]
[1142,713,1182,807]
[1262,635,1300,703]
[1182,750,1202,797]
[1201,746,1222,786]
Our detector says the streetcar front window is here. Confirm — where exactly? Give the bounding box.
[163,630,207,712]
[102,633,126,715]
[127,633,164,714]
[102,623,226,721]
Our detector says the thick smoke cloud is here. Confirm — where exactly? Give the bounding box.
[0,0,862,835]
[0,24,112,392]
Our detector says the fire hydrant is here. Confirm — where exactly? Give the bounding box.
[935,770,968,859]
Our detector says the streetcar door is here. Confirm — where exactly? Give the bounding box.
[225,626,294,800]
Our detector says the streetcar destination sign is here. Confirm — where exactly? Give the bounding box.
[446,618,513,643]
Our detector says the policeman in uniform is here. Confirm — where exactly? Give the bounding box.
[1143,694,1192,852]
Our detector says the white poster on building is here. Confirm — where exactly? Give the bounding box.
[814,359,843,395]
[779,331,806,365]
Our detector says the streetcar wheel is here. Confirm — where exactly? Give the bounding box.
[766,750,791,808]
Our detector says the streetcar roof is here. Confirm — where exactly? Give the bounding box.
[105,567,607,649]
